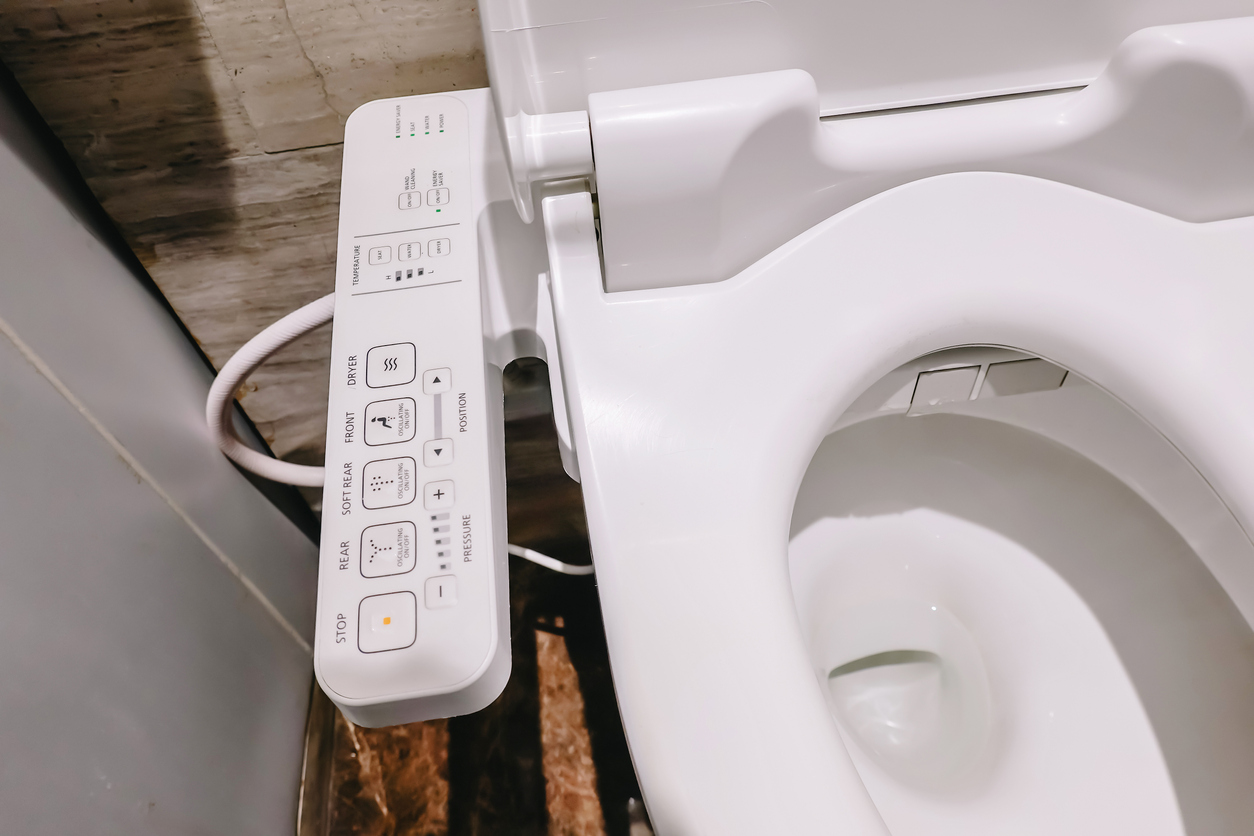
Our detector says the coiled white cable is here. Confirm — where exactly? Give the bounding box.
[206,293,334,487]
[206,292,594,575]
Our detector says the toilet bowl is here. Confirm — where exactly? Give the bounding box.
[790,352,1254,834]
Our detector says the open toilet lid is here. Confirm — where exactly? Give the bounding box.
[481,0,1254,117]
[480,0,1254,221]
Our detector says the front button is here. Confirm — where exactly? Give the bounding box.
[424,480,455,510]
[358,591,416,652]
[366,343,415,388]
[363,457,416,509]
[365,398,416,446]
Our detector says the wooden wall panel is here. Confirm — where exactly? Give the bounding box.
[0,0,487,483]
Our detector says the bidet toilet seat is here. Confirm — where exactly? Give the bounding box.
[539,172,1254,834]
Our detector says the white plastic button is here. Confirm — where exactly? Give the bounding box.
[424,480,455,510]
[398,241,421,261]
[398,191,421,210]
[358,591,416,652]
[368,246,391,265]
[362,457,416,509]
[427,238,451,257]
[423,438,452,467]
[423,367,451,394]
[364,398,416,446]
[366,343,415,388]
[360,521,416,578]
[427,188,450,207]
[425,575,458,609]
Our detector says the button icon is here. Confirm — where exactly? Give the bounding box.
[427,238,451,257]
[424,480,455,510]
[362,457,416,509]
[366,343,416,388]
[398,241,421,261]
[368,246,391,265]
[427,188,450,207]
[425,575,458,609]
[358,591,416,652]
[360,521,416,578]
[423,438,452,467]
[365,398,416,446]
[423,367,451,394]
[398,191,421,210]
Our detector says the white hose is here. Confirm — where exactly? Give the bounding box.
[207,292,595,575]
[508,544,595,575]
[205,293,334,487]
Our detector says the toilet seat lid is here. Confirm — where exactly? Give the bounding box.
[480,0,1254,118]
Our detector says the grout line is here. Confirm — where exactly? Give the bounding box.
[0,314,313,656]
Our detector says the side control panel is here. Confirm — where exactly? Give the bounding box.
[316,93,510,728]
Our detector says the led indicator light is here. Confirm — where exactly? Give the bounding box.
[383,617,392,625]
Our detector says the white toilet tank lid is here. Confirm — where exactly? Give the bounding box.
[481,0,1254,118]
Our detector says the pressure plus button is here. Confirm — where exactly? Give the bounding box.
[361,521,416,577]
[366,343,415,387]
[363,457,416,509]
[424,480,455,510]
[398,191,421,210]
[358,591,416,653]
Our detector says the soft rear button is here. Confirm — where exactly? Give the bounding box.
[425,575,458,609]
[363,457,416,509]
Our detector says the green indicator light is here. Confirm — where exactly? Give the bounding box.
[439,130,444,133]
[436,209,441,213]
[410,133,414,136]
[425,131,429,135]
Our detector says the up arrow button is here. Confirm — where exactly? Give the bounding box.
[424,438,453,467]
[423,367,451,394]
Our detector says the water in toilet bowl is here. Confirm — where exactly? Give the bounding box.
[788,351,1254,836]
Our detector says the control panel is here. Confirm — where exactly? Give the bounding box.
[316,92,510,727]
